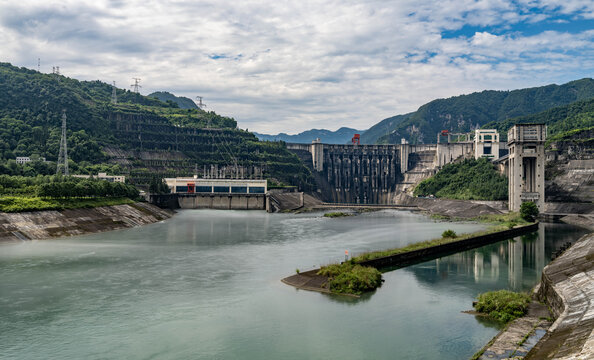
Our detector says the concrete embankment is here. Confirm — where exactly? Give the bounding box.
[525,232,594,359]
[395,194,503,218]
[282,223,538,295]
[476,232,594,359]
[0,202,173,242]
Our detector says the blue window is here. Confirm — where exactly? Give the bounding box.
[175,186,188,193]
[213,186,229,193]
[231,186,248,193]
[249,187,265,194]
[196,186,212,193]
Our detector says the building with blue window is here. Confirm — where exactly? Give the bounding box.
[164,178,267,195]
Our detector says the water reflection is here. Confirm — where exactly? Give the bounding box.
[407,223,588,293]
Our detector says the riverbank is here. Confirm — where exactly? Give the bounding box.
[474,232,594,359]
[0,202,173,242]
[282,220,538,296]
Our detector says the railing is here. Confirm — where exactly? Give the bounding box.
[520,192,540,201]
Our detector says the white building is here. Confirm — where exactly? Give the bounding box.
[16,156,46,164]
[165,178,267,194]
[474,129,500,160]
[72,173,126,183]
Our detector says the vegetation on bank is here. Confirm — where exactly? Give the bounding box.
[473,290,531,323]
[317,262,383,295]
[352,212,532,263]
[323,212,352,218]
[0,175,140,212]
[413,158,507,200]
[0,196,134,213]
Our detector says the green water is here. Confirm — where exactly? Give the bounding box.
[0,210,587,359]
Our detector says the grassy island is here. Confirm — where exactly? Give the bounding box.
[317,262,383,295]
[303,212,535,296]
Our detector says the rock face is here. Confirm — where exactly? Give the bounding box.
[0,203,173,242]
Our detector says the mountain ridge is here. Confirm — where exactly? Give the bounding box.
[255,127,365,144]
[361,78,594,144]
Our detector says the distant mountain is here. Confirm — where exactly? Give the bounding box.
[255,127,365,144]
[361,78,594,144]
[148,91,198,109]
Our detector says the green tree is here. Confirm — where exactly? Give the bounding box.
[520,201,539,222]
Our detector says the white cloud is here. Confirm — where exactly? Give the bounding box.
[1,0,594,134]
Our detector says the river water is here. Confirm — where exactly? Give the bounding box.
[0,210,587,360]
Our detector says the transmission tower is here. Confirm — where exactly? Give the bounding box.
[196,96,210,127]
[111,81,118,104]
[196,96,207,109]
[56,110,69,175]
[131,78,141,93]
[52,66,60,75]
[37,58,40,72]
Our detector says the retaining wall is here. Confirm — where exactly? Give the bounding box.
[358,223,539,269]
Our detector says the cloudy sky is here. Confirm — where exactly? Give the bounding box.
[1,1,594,134]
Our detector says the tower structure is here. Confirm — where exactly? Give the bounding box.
[131,78,141,93]
[507,123,546,212]
[57,110,69,175]
[111,81,118,104]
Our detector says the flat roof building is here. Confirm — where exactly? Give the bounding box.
[72,173,126,183]
[165,178,267,195]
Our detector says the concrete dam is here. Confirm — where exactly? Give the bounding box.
[287,141,475,204]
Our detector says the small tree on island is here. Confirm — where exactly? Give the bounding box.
[520,201,539,222]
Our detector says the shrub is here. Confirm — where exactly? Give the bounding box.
[317,263,383,295]
[323,212,351,218]
[442,229,457,238]
[520,201,539,222]
[474,290,531,323]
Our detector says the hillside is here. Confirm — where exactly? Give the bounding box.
[483,97,594,139]
[0,63,314,189]
[413,158,508,200]
[254,127,364,144]
[361,79,594,144]
[148,91,198,109]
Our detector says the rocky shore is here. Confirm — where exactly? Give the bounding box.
[0,202,173,242]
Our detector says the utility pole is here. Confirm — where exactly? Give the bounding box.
[111,81,118,104]
[131,78,141,93]
[56,110,69,175]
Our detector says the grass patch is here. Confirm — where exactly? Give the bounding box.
[0,196,135,213]
[323,211,352,218]
[352,213,532,262]
[474,290,531,323]
[317,262,383,295]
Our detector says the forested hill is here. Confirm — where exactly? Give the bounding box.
[148,91,198,109]
[483,96,594,139]
[361,78,594,144]
[0,63,314,189]
[254,127,364,144]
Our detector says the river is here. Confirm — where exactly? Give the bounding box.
[0,210,588,359]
